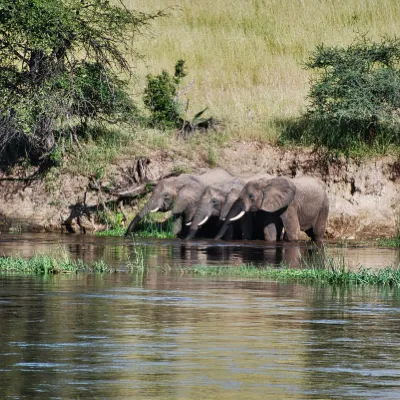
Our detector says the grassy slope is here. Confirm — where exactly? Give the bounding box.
[128,0,400,141]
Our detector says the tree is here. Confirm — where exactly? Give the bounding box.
[0,0,165,163]
[304,37,400,150]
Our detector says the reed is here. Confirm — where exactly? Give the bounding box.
[127,0,400,141]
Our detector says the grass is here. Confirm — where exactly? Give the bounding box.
[96,214,175,238]
[2,249,400,285]
[376,238,400,248]
[128,0,400,142]
[0,254,113,274]
[186,264,400,286]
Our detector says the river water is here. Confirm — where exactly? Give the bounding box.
[1,233,400,399]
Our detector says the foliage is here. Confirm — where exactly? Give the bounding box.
[285,37,400,152]
[143,59,187,129]
[0,0,164,164]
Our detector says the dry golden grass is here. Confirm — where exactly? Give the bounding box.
[128,0,400,141]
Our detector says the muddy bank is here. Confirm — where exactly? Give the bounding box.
[0,143,398,239]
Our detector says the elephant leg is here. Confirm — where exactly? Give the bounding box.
[173,216,183,236]
[280,203,300,241]
[263,223,278,242]
[312,205,329,242]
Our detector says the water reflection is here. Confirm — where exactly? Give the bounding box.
[1,274,400,399]
[0,232,398,270]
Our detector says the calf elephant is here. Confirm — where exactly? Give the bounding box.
[216,175,329,242]
[125,168,232,237]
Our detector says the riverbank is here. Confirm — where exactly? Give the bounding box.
[0,140,398,240]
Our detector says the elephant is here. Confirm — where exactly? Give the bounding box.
[184,178,245,240]
[125,168,233,237]
[216,175,329,242]
[185,172,273,240]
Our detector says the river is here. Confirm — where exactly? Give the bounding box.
[0,233,399,399]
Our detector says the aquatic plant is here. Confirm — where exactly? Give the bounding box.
[0,254,113,274]
[187,263,400,286]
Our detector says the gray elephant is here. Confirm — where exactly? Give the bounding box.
[125,168,232,237]
[184,178,244,240]
[185,172,273,240]
[216,175,329,242]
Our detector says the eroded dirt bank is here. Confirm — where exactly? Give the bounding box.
[0,143,399,239]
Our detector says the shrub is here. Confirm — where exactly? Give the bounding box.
[143,60,187,129]
[281,37,400,152]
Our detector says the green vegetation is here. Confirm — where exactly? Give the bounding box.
[0,0,164,164]
[130,0,400,143]
[186,264,400,286]
[144,60,187,129]
[377,238,400,248]
[96,213,175,238]
[0,254,113,274]
[280,37,400,154]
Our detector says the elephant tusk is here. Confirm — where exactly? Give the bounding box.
[150,207,160,213]
[198,216,209,226]
[185,221,192,226]
[229,211,245,222]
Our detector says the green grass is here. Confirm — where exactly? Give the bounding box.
[186,264,400,286]
[128,0,400,142]
[95,226,127,237]
[0,254,113,274]
[376,238,400,248]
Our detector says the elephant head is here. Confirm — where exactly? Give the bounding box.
[219,172,273,221]
[125,175,203,235]
[215,177,296,240]
[184,179,244,240]
[125,168,234,236]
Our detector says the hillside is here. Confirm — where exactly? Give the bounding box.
[128,0,400,141]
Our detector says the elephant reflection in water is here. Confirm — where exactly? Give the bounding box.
[172,242,326,268]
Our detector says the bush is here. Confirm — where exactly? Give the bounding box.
[143,60,187,129]
[281,37,400,153]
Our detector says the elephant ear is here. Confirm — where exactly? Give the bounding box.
[261,178,296,212]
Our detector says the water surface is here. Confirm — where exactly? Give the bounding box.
[0,233,399,399]
[0,232,398,270]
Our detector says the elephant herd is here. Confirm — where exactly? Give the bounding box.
[125,167,329,242]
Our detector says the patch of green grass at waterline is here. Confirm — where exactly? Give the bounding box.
[376,238,400,248]
[96,215,175,238]
[0,255,113,274]
[186,264,400,286]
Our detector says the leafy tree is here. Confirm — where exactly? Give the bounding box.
[0,0,165,163]
[282,37,400,152]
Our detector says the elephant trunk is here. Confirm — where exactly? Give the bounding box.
[215,198,245,240]
[125,198,157,235]
[184,204,210,240]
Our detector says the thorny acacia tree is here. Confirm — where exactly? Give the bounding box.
[0,0,165,163]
